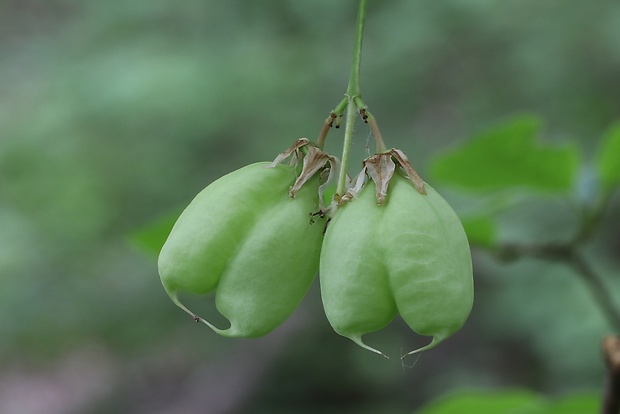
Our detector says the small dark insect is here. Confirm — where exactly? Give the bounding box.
[309,210,331,234]
[328,112,337,127]
[309,210,326,224]
[359,109,369,123]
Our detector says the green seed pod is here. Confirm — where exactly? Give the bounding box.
[159,162,325,338]
[320,173,473,357]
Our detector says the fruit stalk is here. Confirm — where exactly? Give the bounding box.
[346,0,367,99]
[335,0,368,200]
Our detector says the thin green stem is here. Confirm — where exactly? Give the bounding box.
[346,0,367,98]
[336,98,358,198]
[335,0,368,198]
[333,97,349,116]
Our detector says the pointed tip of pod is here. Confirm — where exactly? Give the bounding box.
[400,335,445,360]
[347,334,390,359]
[167,290,206,325]
[345,332,450,360]
[166,290,247,337]
[196,318,241,337]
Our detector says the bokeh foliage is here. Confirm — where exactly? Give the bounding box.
[1,0,620,413]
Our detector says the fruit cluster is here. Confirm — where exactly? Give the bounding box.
[158,138,473,357]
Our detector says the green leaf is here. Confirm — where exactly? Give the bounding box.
[415,390,546,414]
[596,121,620,192]
[414,390,600,414]
[547,393,599,414]
[431,116,580,193]
[128,210,181,257]
[461,216,496,247]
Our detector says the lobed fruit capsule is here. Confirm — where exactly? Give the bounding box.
[159,162,326,337]
[320,173,473,357]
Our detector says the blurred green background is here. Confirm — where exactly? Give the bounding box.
[1,0,619,413]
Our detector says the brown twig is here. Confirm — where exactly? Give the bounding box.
[602,336,620,414]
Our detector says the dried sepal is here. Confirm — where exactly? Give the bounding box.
[389,148,426,195]
[364,153,396,204]
[340,170,366,204]
[318,163,339,212]
[268,138,310,168]
[268,138,339,210]
[342,149,427,206]
[290,144,338,199]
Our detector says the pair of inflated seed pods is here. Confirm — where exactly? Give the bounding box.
[158,141,473,358]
